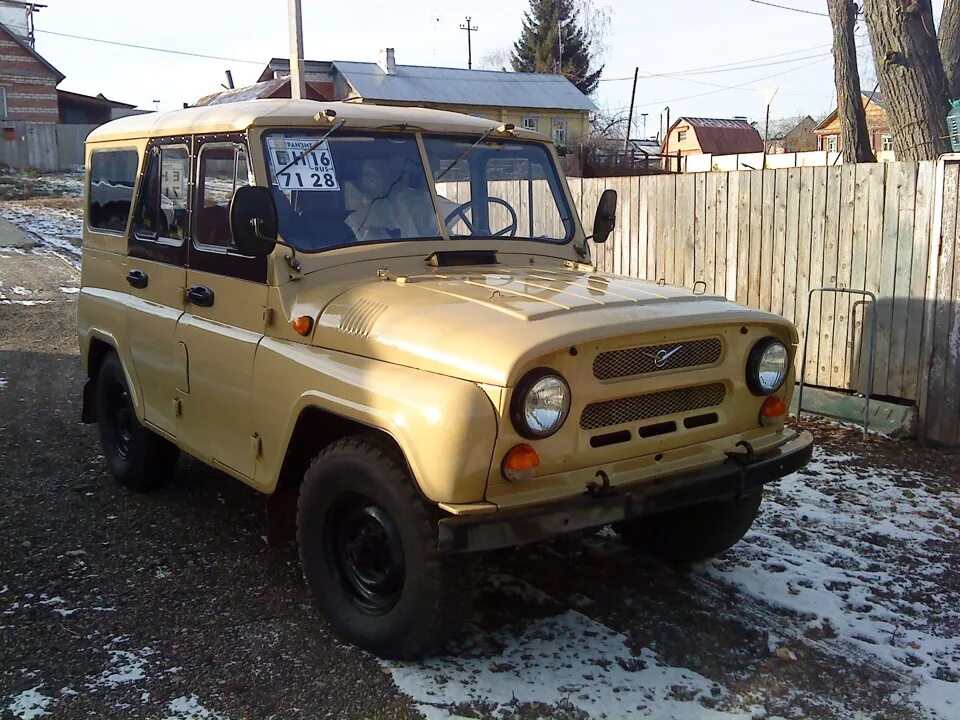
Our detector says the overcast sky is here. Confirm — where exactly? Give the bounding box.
[27,0,946,137]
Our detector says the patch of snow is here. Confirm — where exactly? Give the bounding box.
[0,203,82,261]
[165,695,228,720]
[6,686,53,719]
[87,648,155,689]
[705,448,960,718]
[10,286,31,295]
[0,377,6,390]
[386,604,759,719]
[58,286,80,294]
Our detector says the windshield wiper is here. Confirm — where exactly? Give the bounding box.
[274,118,346,180]
[435,126,498,181]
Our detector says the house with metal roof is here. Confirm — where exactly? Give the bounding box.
[662,117,764,158]
[248,49,596,149]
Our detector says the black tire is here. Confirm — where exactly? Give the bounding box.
[95,352,179,491]
[297,434,469,659]
[614,491,762,563]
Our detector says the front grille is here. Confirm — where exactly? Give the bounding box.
[579,383,726,430]
[593,337,722,380]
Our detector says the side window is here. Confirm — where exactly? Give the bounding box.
[196,144,250,250]
[133,146,189,242]
[89,149,139,233]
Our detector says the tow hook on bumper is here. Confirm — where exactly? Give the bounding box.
[437,430,814,553]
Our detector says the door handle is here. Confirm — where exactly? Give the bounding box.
[126,269,148,289]
[186,285,215,307]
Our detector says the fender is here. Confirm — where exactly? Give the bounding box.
[250,337,500,503]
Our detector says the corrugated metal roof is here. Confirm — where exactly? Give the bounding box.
[332,61,597,112]
[194,78,330,107]
[673,117,764,155]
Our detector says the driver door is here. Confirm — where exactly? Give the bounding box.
[175,139,268,480]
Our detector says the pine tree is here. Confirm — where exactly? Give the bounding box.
[511,0,603,96]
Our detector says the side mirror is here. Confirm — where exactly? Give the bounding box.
[230,185,278,257]
[592,188,617,244]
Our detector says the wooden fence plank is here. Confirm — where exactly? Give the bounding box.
[848,163,871,392]
[902,161,936,399]
[663,175,677,284]
[771,169,789,317]
[815,166,841,387]
[715,173,728,297]
[875,162,903,396]
[704,172,717,292]
[725,171,739,300]
[859,164,886,394]
[940,164,960,444]
[888,163,918,397]
[805,166,828,385]
[831,164,856,390]
[694,172,707,284]
[675,174,696,287]
[794,167,815,376]
[737,171,752,305]
[748,171,766,307]
[783,168,801,324]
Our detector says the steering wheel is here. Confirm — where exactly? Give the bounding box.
[444,197,518,238]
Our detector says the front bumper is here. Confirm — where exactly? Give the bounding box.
[438,429,813,553]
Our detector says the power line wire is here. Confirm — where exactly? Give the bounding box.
[747,0,829,17]
[34,28,264,64]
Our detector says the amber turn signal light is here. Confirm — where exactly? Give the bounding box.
[291,316,313,336]
[760,395,787,426]
[502,443,539,483]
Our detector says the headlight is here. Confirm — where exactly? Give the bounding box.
[510,369,571,439]
[746,338,790,396]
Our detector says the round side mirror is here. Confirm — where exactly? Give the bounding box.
[230,185,279,257]
[592,188,618,244]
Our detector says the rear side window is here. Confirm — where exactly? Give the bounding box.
[88,149,139,233]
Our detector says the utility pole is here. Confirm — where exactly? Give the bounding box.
[460,16,478,70]
[623,67,638,155]
[288,0,306,99]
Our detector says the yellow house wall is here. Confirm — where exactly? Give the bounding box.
[663,121,706,156]
[349,97,589,143]
[814,99,890,153]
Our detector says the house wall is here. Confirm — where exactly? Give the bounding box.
[815,100,891,155]
[662,121,705,156]
[0,25,58,122]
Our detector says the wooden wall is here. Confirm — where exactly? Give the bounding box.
[554,160,960,445]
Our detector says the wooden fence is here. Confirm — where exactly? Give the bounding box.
[548,159,960,445]
[0,122,97,171]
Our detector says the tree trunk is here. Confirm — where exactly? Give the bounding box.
[863,0,951,160]
[828,0,877,162]
[941,0,960,98]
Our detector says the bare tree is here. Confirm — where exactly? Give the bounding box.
[478,47,512,71]
[941,0,960,97]
[828,0,876,161]
[863,0,951,160]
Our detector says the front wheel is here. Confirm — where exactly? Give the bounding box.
[95,352,179,491]
[614,491,762,563]
[297,435,469,659]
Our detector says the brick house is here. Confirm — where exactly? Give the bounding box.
[0,20,63,123]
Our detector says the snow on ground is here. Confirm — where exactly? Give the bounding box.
[165,695,229,720]
[386,447,960,719]
[0,202,82,261]
[5,687,53,719]
[706,449,960,718]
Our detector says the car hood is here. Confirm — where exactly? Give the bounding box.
[309,266,793,386]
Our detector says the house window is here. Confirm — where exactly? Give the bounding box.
[0,87,6,119]
[552,118,569,147]
[827,135,838,152]
[677,129,687,142]
[522,115,540,133]
[881,133,893,152]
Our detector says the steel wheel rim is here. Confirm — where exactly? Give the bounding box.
[326,494,405,615]
[106,379,133,460]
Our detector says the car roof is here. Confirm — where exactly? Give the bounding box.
[86,99,534,143]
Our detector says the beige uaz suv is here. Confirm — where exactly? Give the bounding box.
[77,99,813,659]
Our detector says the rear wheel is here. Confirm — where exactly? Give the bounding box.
[614,491,762,563]
[297,434,469,659]
[95,352,179,491]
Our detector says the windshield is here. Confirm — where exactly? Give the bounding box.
[425,137,573,243]
[264,131,440,251]
[261,130,573,252]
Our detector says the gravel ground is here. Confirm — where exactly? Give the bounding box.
[1,175,959,719]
